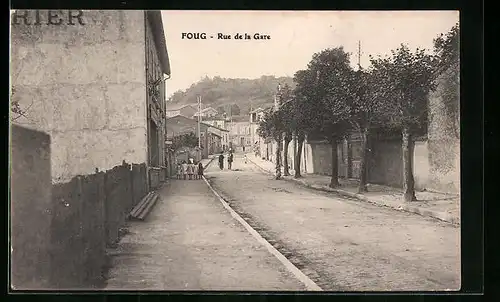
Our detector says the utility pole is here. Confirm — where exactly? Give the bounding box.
[274,85,282,180]
[197,96,201,149]
[250,100,253,152]
[357,40,362,70]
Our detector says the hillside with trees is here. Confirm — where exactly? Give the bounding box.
[167,75,295,115]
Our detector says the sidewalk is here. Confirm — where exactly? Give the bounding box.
[247,153,460,225]
[200,155,216,169]
[103,167,305,290]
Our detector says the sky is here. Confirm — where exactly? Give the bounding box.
[162,11,459,97]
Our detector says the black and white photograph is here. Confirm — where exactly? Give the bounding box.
[9,10,460,291]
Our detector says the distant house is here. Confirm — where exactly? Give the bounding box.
[250,107,265,123]
[166,104,197,118]
[227,115,252,150]
[249,108,267,156]
[202,116,229,130]
[166,115,228,158]
[193,107,218,118]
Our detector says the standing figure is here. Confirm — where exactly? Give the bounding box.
[187,160,194,180]
[218,153,224,170]
[244,154,248,164]
[181,161,188,180]
[176,163,182,179]
[198,161,204,179]
[193,161,199,180]
[228,152,234,170]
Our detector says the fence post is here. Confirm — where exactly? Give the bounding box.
[103,170,111,247]
[130,164,135,211]
[97,171,106,277]
[75,176,86,286]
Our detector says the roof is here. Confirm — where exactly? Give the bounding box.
[193,107,218,116]
[202,117,229,122]
[166,115,228,137]
[166,116,207,134]
[228,115,250,123]
[201,107,217,112]
[147,11,171,75]
[166,103,197,111]
[250,107,265,114]
[202,123,229,132]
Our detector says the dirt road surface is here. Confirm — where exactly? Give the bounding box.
[204,152,461,291]
[104,178,306,291]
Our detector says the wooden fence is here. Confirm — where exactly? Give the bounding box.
[50,161,148,289]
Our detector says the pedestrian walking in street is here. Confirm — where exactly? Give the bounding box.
[181,161,188,180]
[228,152,234,170]
[244,154,248,164]
[218,153,224,170]
[197,161,204,179]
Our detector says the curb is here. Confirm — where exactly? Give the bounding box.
[202,155,217,169]
[202,175,323,291]
[248,157,459,226]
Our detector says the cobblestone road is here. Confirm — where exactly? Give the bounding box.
[204,153,461,291]
[104,178,306,291]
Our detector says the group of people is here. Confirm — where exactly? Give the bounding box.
[218,150,247,170]
[176,158,204,180]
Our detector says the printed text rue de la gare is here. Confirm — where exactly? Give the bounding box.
[182,32,271,40]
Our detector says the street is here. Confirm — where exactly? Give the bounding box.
[204,152,461,291]
[10,11,468,292]
[104,174,306,291]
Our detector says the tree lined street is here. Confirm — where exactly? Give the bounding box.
[10,11,467,292]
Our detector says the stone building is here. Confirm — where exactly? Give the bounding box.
[227,115,252,151]
[166,115,228,159]
[10,10,171,188]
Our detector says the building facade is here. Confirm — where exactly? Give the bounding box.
[202,117,230,151]
[227,116,252,150]
[249,108,266,155]
[166,115,228,158]
[10,10,171,186]
[193,107,218,118]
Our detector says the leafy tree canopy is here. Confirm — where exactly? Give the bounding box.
[172,132,198,152]
[369,44,436,132]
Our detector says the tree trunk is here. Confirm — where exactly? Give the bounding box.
[294,133,304,178]
[329,136,339,188]
[358,126,369,193]
[275,134,282,180]
[283,133,292,176]
[402,127,417,201]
